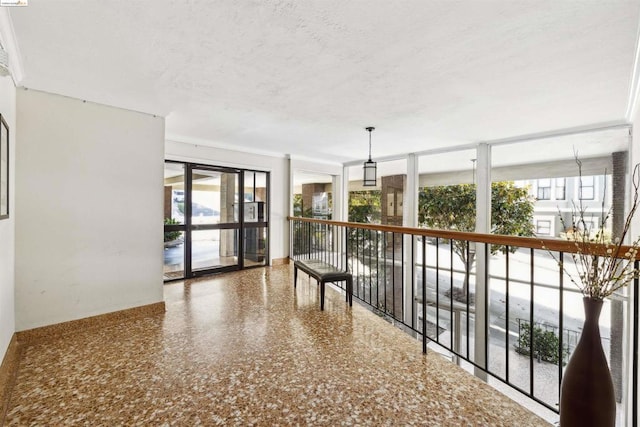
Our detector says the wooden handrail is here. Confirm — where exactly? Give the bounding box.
[287,216,640,259]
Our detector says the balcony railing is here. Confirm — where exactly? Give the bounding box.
[289,216,639,425]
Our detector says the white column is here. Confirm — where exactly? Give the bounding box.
[341,166,350,270]
[332,174,343,222]
[286,156,293,260]
[474,143,491,380]
[287,156,293,217]
[403,154,418,325]
[341,165,350,222]
[403,154,418,228]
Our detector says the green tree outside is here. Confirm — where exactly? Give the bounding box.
[348,190,381,223]
[418,182,535,299]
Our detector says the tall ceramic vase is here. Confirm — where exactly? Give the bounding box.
[560,297,616,427]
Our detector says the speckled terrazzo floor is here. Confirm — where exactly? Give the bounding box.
[4,265,548,426]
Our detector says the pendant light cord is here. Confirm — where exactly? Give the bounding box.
[366,126,375,161]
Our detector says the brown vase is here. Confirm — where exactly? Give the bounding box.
[560,297,616,427]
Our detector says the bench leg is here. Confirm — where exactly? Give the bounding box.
[294,266,298,288]
[347,277,353,306]
[320,280,325,311]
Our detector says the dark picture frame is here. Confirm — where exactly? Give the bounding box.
[0,114,8,219]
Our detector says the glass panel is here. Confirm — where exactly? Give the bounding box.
[293,170,332,219]
[243,170,269,222]
[164,162,185,224]
[348,159,406,226]
[244,171,255,202]
[164,162,186,280]
[163,230,185,280]
[243,226,266,267]
[417,149,477,231]
[192,169,239,225]
[192,229,238,270]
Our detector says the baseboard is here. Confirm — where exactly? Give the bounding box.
[15,301,166,344]
[271,257,290,266]
[0,334,20,424]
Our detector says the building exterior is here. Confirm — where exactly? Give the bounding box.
[518,175,612,238]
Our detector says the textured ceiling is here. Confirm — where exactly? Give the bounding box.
[7,1,640,163]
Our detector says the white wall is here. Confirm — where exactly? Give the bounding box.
[15,89,165,331]
[0,75,16,358]
[166,140,290,260]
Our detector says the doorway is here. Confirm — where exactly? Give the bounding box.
[163,161,269,281]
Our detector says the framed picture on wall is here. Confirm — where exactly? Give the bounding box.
[0,114,8,219]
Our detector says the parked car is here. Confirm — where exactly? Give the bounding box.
[192,203,218,217]
[173,190,184,203]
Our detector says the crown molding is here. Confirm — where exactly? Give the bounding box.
[626,10,640,121]
[0,7,24,84]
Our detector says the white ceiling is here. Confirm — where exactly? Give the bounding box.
[6,1,640,164]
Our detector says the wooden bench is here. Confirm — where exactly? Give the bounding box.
[293,259,353,310]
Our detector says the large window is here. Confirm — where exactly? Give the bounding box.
[555,178,566,200]
[536,179,551,200]
[578,176,595,200]
[536,219,552,235]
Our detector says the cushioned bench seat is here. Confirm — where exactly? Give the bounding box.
[293,259,353,310]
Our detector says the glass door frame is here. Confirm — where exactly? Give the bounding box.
[187,164,241,277]
[163,160,270,281]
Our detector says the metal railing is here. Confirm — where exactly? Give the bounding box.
[289,216,639,425]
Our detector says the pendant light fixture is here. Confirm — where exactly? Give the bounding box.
[363,126,377,186]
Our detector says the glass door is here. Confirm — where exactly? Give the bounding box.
[189,166,241,276]
[164,161,270,281]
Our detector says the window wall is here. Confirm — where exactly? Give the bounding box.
[397,128,632,422]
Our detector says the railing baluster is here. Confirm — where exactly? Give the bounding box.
[330,224,333,266]
[484,242,489,372]
[307,221,311,258]
[323,224,327,264]
[376,230,380,310]
[634,260,639,427]
[450,240,454,358]
[558,251,564,403]
[506,247,510,384]
[529,248,535,398]
[344,225,349,275]
[422,235,427,353]
[369,229,373,306]
[466,240,470,361]
[384,232,388,314]
[357,228,361,300]
[436,238,440,345]
[392,232,396,318]
[411,235,415,330]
